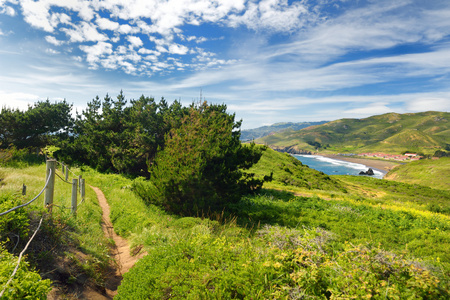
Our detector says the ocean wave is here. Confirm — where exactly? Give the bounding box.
[295,155,385,178]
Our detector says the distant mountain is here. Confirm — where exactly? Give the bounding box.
[255,111,450,155]
[240,121,328,141]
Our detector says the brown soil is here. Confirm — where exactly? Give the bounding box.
[90,186,145,299]
[47,187,144,300]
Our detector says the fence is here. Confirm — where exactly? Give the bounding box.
[0,158,85,297]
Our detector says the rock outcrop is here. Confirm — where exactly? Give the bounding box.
[359,168,375,176]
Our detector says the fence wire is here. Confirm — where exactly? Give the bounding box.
[0,169,52,217]
[0,216,44,297]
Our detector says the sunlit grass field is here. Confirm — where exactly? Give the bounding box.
[2,148,450,298]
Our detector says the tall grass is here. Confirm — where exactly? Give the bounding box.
[0,163,110,298]
[80,168,450,299]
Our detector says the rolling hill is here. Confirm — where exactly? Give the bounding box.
[255,111,450,155]
[240,121,328,141]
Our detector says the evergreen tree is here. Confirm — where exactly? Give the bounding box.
[0,100,72,149]
[145,101,265,215]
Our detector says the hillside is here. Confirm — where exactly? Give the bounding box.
[385,157,450,190]
[249,146,346,192]
[2,150,450,298]
[240,121,328,141]
[255,111,450,155]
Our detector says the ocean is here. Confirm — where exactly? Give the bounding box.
[292,155,386,179]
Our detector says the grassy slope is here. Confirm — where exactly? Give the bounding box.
[82,168,450,299]
[249,147,346,193]
[255,111,450,155]
[385,157,450,190]
[4,150,449,298]
[79,147,450,298]
[0,163,110,298]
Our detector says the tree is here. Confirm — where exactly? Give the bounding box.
[0,100,72,149]
[63,92,187,176]
[143,101,265,215]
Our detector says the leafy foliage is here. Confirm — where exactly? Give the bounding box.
[60,92,188,177]
[0,194,30,253]
[0,245,51,300]
[138,102,265,215]
[0,100,72,149]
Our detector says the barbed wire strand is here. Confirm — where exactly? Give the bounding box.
[0,216,44,298]
[0,169,52,217]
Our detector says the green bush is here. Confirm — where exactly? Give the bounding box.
[0,244,51,299]
[117,224,448,299]
[0,194,30,252]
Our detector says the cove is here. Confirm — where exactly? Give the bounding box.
[292,155,386,179]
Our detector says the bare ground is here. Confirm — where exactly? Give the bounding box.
[47,187,144,300]
[90,186,145,299]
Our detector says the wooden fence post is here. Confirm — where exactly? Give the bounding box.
[61,163,65,174]
[80,179,85,201]
[65,167,69,181]
[44,159,56,213]
[71,179,78,216]
[22,184,26,196]
[78,175,82,193]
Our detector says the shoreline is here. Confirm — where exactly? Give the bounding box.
[318,154,400,175]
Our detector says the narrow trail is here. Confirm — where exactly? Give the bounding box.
[90,186,144,299]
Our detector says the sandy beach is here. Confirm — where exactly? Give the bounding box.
[319,154,401,174]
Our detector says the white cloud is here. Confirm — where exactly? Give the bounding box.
[61,21,108,43]
[168,43,189,55]
[79,41,113,66]
[345,104,393,116]
[0,5,15,16]
[0,91,40,110]
[407,97,450,112]
[45,35,64,46]
[118,24,140,35]
[228,0,308,32]
[127,35,143,48]
[45,48,59,54]
[96,16,120,31]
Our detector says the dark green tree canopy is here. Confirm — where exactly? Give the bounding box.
[62,92,188,176]
[0,100,72,149]
[140,101,265,215]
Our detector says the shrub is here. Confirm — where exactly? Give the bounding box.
[0,244,51,299]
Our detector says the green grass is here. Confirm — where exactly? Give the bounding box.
[0,163,110,298]
[78,165,450,299]
[385,157,450,190]
[2,150,450,299]
[249,147,346,192]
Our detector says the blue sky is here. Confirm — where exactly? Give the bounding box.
[0,0,449,129]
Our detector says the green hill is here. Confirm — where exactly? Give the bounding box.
[255,111,450,155]
[249,146,346,192]
[240,121,328,141]
[385,157,450,190]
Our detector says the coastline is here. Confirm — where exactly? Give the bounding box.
[319,154,400,174]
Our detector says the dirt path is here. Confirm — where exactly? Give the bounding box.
[90,186,144,299]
